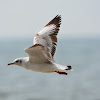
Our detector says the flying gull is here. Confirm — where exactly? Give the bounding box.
[8,15,72,75]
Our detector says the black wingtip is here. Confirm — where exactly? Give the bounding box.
[66,66,72,70]
[45,14,61,27]
[56,14,61,18]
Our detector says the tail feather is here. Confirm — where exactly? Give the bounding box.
[54,63,72,71]
[65,66,72,71]
[54,64,72,75]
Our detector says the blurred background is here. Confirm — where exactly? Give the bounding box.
[0,0,100,100]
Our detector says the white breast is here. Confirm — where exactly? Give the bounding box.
[22,61,60,73]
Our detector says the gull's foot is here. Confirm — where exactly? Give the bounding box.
[55,71,68,75]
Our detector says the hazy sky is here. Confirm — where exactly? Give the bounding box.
[0,0,100,39]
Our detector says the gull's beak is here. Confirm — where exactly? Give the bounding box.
[8,62,14,65]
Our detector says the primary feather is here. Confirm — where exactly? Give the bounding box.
[34,15,61,58]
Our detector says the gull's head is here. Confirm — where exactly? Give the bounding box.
[8,58,23,66]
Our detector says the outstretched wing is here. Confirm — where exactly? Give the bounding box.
[24,45,51,63]
[34,15,61,58]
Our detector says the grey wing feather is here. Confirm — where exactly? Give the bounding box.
[34,15,61,58]
[24,45,52,63]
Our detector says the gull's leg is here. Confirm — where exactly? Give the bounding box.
[55,71,68,75]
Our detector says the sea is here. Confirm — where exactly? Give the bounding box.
[0,37,100,100]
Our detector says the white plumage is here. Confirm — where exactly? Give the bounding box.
[8,15,72,75]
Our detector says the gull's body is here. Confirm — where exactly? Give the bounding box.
[16,57,68,73]
[8,15,72,75]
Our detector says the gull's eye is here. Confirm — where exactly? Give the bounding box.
[16,60,19,63]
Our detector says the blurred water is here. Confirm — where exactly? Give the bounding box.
[0,37,100,100]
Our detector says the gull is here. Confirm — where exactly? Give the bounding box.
[8,15,72,75]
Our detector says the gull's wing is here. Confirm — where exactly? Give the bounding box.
[34,15,61,58]
[24,44,51,63]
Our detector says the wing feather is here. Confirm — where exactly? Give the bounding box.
[24,45,51,63]
[34,15,61,58]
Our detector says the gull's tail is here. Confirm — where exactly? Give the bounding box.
[55,63,73,71]
[66,65,73,71]
[54,64,73,75]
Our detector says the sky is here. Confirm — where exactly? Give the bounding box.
[0,0,100,39]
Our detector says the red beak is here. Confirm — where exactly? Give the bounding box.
[8,62,14,65]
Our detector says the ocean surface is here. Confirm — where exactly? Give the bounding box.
[0,37,100,100]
